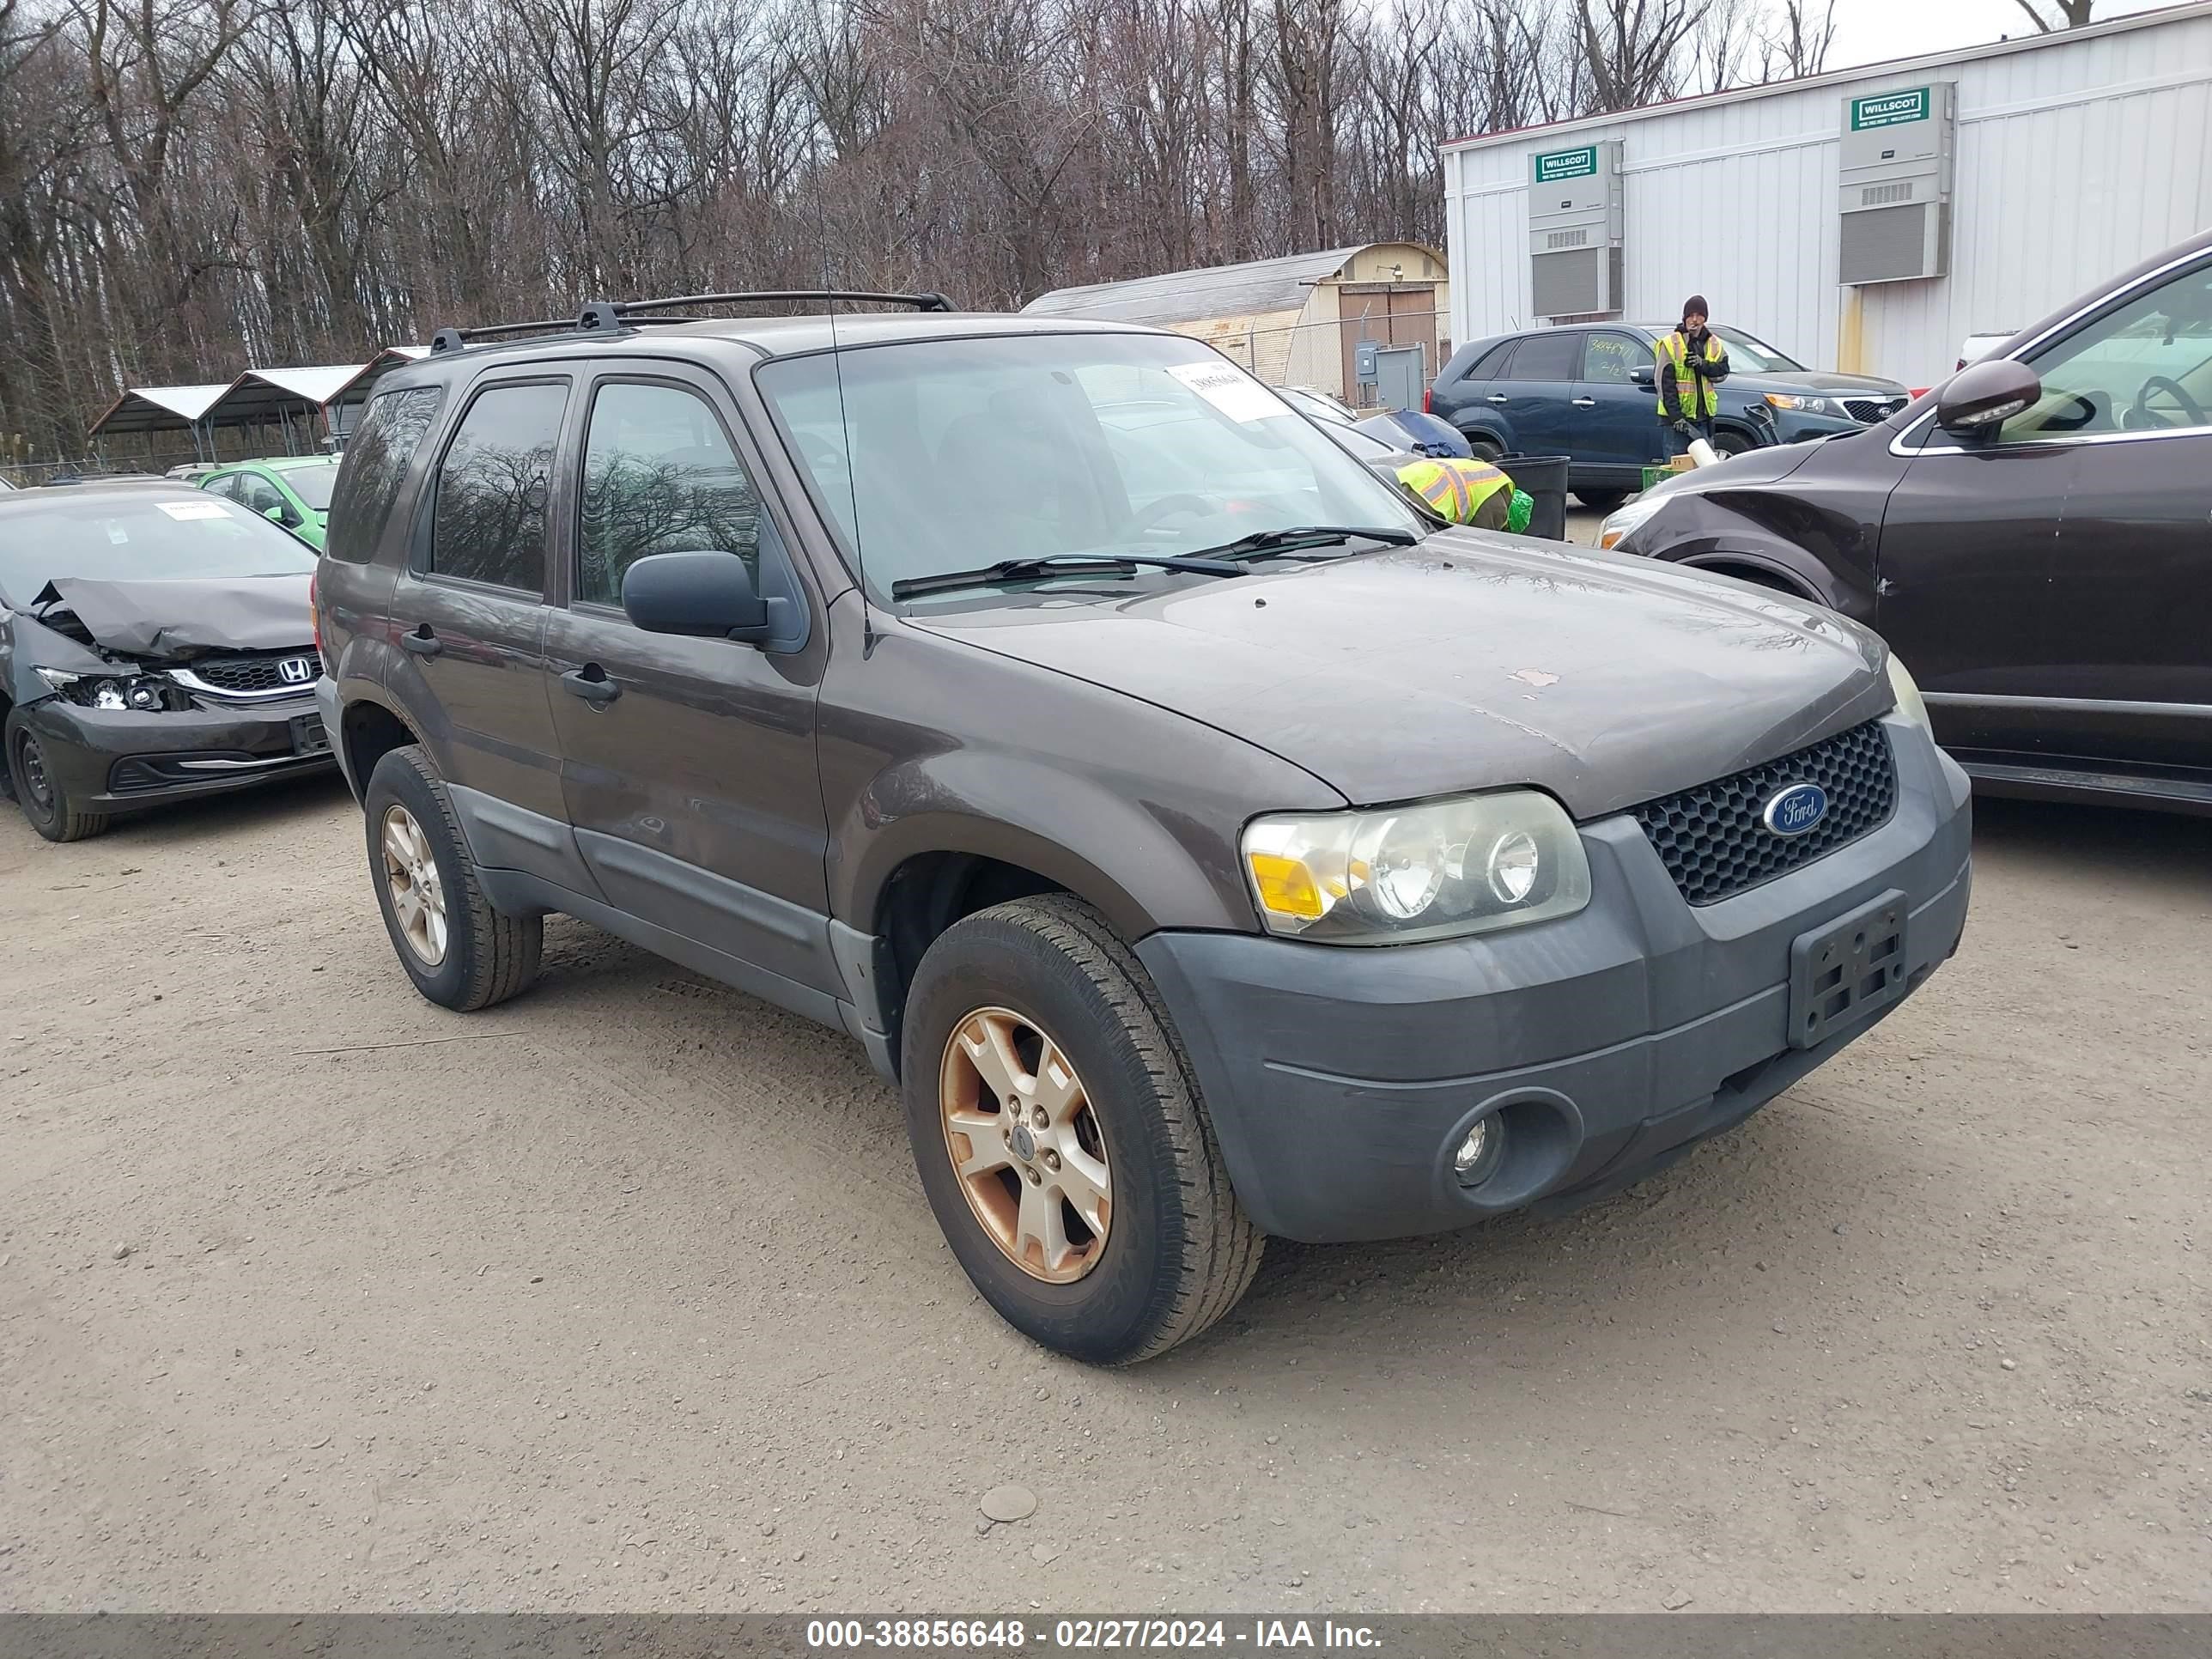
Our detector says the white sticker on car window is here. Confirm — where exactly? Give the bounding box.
[1167,361,1284,423]
[158,499,229,520]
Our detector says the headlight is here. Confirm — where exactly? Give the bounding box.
[1764,393,1844,418]
[32,666,179,711]
[1243,789,1591,945]
[1886,653,1931,732]
[1598,494,1668,550]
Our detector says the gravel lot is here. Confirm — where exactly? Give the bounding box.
[2,765,2205,1615]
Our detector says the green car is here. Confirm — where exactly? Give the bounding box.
[198,456,342,550]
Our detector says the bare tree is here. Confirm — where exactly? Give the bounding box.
[2014,0,2097,27]
[0,0,1858,460]
[1577,0,1711,112]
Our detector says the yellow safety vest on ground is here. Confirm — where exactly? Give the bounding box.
[1656,330,1725,419]
[1397,458,1516,529]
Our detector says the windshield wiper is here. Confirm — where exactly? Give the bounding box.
[890,552,1248,600]
[1177,525,1423,563]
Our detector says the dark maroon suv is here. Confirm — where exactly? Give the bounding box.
[315,292,1971,1363]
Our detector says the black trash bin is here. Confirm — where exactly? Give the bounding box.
[1497,453,1571,542]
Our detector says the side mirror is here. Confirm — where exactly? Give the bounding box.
[1936,357,2041,436]
[264,503,294,526]
[1629,365,1655,387]
[622,550,770,643]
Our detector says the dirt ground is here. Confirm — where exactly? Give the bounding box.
[1,769,2206,1615]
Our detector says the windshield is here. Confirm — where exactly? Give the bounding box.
[276,462,341,510]
[754,333,1424,600]
[1709,327,1805,374]
[0,493,316,607]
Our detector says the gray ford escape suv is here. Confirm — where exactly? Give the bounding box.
[316,291,1972,1364]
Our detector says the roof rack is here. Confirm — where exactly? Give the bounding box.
[428,289,957,355]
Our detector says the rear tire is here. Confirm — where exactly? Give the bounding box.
[1465,435,1504,464]
[6,714,109,842]
[901,895,1262,1364]
[363,744,541,1011]
[1575,488,1630,513]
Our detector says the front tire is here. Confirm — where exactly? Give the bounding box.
[5,714,109,842]
[363,744,541,1011]
[901,896,1262,1364]
[1464,435,1504,465]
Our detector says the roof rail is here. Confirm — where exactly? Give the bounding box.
[427,289,956,355]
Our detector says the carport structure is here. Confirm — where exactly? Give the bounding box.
[88,347,430,460]
[84,384,237,462]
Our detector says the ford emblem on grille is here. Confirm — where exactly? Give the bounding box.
[1762,782,1829,837]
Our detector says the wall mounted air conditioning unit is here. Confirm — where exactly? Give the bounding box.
[1529,140,1623,319]
[1839,82,1955,285]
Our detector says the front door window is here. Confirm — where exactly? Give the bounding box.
[2001,260,2212,443]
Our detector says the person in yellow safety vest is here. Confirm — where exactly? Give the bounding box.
[1656,294,1729,460]
[1395,456,1534,533]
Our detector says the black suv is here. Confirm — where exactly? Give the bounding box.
[1607,229,2212,817]
[317,292,1972,1362]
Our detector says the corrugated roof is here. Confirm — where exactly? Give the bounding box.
[87,384,235,436]
[1023,246,1370,325]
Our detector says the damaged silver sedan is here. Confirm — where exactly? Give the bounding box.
[1,478,330,842]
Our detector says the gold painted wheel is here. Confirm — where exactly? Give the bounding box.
[380,803,448,967]
[939,1006,1112,1284]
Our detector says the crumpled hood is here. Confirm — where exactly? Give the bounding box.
[908,533,1893,817]
[33,574,314,659]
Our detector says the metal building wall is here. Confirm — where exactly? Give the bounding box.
[1442,3,2212,387]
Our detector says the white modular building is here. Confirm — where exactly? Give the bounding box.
[1440,2,2212,386]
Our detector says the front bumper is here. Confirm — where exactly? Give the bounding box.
[21,691,336,811]
[1135,716,1972,1243]
[1761,407,1863,444]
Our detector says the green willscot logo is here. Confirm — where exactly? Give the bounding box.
[1853,88,1930,131]
[1534,147,1599,184]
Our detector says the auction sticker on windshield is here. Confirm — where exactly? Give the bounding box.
[159,500,229,520]
[1167,361,1281,423]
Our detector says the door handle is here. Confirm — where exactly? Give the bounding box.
[1571,397,1597,408]
[399,625,441,659]
[561,665,621,707]
[1486,393,1510,404]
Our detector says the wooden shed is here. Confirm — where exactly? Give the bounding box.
[1022,242,1451,410]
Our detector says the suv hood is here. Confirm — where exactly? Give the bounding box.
[30,574,314,661]
[1733,368,1907,397]
[907,535,1891,817]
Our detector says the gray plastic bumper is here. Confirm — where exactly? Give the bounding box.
[1135,718,1973,1243]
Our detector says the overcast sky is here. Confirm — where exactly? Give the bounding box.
[1826,0,2180,69]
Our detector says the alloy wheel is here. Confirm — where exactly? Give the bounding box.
[380,804,449,966]
[939,1006,1112,1284]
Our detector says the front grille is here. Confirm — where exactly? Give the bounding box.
[1843,395,1907,423]
[185,652,322,694]
[1632,720,1898,906]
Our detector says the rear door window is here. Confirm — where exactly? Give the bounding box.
[1503,333,1581,381]
[327,385,446,563]
[424,380,568,593]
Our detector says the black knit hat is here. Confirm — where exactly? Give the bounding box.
[1682,294,1710,322]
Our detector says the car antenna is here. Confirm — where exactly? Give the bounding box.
[812,191,872,654]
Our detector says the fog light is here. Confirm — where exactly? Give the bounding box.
[1453,1118,1500,1186]
[91,681,127,710]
